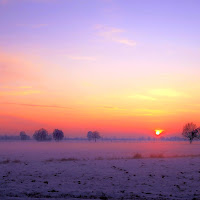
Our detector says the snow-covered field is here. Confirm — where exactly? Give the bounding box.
[0,141,200,200]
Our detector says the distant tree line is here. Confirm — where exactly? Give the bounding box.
[19,128,65,141]
[17,128,102,142]
[1,123,200,144]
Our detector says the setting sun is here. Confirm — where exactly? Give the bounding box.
[155,130,163,136]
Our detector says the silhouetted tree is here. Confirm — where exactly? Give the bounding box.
[33,128,51,141]
[87,131,101,142]
[53,129,64,141]
[182,122,200,143]
[87,131,93,141]
[93,131,101,142]
[19,131,30,140]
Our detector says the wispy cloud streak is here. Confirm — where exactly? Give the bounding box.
[0,0,55,5]
[16,23,48,29]
[99,106,127,110]
[129,94,156,101]
[0,90,40,96]
[95,25,136,47]
[1,102,71,109]
[68,55,96,61]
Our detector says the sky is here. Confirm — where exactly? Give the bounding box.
[0,0,200,137]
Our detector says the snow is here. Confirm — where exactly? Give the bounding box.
[0,141,200,199]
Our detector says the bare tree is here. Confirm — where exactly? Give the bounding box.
[87,131,101,142]
[53,129,64,141]
[87,131,93,141]
[182,122,199,144]
[19,131,30,140]
[93,131,101,142]
[33,128,51,141]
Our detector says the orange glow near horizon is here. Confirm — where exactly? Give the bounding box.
[155,130,163,136]
[1,1,200,137]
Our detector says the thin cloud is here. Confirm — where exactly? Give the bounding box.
[133,108,173,116]
[129,94,156,101]
[18,86,33,89]
[149,89,184,97]
[16,23,48,29]
[95,24,136,47]
[117,39,136,46]
[0,86,33,89]
[68,55,96,61]
[1,102,71,109]
[103,106,115,109]
[100,106,127,110]
[31,24,48,28]
[0,0,55,5]
[0,90,40,96]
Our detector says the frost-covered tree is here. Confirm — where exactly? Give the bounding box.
[182,122,200,144]
[53,129,64,141]
[33,128,51,141]
[19,131,30,140]
[87,131,101,142]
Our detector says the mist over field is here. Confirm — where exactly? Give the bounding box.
[1,141,200,161]
[1,141,200,200]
